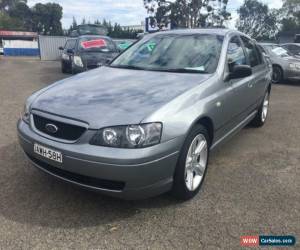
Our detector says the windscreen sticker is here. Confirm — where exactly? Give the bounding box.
[145,42,156,52]
[81,39,107,49]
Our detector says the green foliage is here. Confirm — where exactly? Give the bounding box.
[144,0,231,28]
[0,0,63,35]
[0,0,27,12]
[31,3,63,35]
[68,18,143,39]
[0,11,23,30]
[8,1,32,30]
[280,0,300,33]
[236,0,278,40]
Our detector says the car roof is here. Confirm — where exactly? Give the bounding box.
[77,35,111,39]
[259,43,279,46]
[281,43,300,46]
[147,28,241,37]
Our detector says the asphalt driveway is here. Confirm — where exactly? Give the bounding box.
[0,57,299,249]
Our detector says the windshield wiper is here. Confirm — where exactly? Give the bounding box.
[109,64,145,70]
[158,68,208,73]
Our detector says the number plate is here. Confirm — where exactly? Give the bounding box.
[34,143,63,163]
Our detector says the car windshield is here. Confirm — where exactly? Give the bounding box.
[269,45,291,57]
[110,34,224,73]
[78,37,116,52]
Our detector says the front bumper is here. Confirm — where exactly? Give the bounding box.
[285,68,300,81]
[17,119,182,200]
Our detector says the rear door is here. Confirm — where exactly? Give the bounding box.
[240,36,269,107]
[225,35,254,121]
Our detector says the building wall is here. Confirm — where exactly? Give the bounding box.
[3,40,39,56]
[39,35,68,61]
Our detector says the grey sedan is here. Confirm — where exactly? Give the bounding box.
[258,43,300,83]
[18,29,272,200]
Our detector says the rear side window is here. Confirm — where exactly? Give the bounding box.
[241,36,261,67]
[227,36,247,71]
[64,40,76,50]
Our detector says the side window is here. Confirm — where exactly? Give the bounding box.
[227,36,247,72]
[241,36,261,67]
[64,40,76,51]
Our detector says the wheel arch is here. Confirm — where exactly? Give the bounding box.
[189,116,214,146]
[272,64,284,79]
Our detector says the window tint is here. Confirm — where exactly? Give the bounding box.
[65,40,76,50]
[227,36,247,72]
[241,36,260,67]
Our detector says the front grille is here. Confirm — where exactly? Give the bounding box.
[33,114,86,141]
[27,153,125,191]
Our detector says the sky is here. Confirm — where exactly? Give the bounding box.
[27,0,283,29]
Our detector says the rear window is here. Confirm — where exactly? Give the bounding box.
[78,37,116,52]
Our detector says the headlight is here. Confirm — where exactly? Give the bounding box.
[73,56,83,67]
[22,102,30,124]
[289,63,300,70]
[90,123,162,148]
[62,53,69,60]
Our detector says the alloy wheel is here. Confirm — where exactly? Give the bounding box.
[184,134,208,191]
[261,92,269,122]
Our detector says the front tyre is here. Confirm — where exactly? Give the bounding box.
[171,125,209,200]
[272,66,283,83]
[250,91,270,127]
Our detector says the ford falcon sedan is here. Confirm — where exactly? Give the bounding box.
[18,29,272,200]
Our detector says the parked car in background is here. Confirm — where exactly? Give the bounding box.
[59,35,119,74]
[18,29,272,200]
[281,43,300,58]
[258,43,300,83]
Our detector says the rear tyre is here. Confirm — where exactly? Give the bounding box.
[250,90,270,127]
[171,125,209,200]
[272,65,283,83]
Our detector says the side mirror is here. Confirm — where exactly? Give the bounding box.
[67,49,74,54]
[58,46,64,50]
[229,65,252,79]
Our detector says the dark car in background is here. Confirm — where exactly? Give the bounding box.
[59,35,119,74]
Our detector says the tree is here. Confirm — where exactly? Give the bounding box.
[8,1,32,30]
[280,0,300,32]
[143,0,231,29]
[31,3,63,35]
[0,11,23,30]
[236,0,278,40]
[0,0,26,12]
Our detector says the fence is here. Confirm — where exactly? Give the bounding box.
[39,35,68,61]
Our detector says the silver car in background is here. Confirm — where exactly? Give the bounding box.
[18,29,272,200]
[281,43,300,58]
[258,43,300,83]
